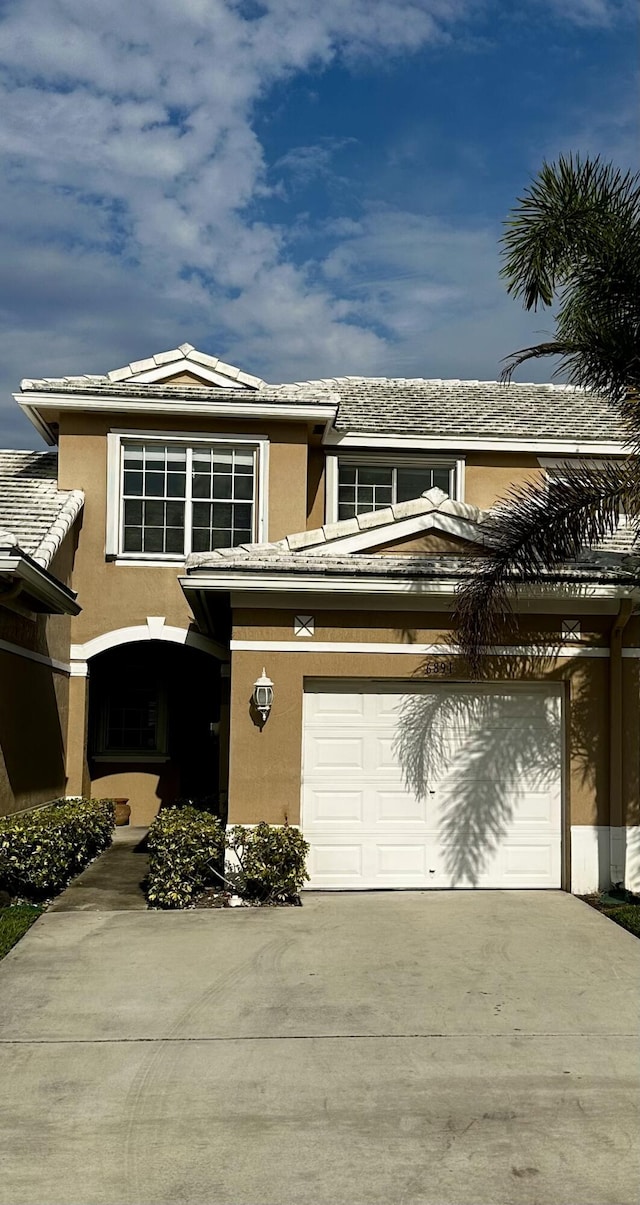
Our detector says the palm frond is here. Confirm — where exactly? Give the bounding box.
[455,460,640,675]
[501,155,640,310]
[498,155,640,409]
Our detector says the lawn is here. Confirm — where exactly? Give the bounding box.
[0,905,43,960]
[582,891,640,939]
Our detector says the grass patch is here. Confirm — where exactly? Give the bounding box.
[582,890,640,938]
[0,905,43,960]
[599,903,640,938]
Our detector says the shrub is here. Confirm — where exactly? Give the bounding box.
[226,822,310,903]
[0,797,115,901]
[147,806,226,909]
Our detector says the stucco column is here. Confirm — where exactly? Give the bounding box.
[65,666,91,797]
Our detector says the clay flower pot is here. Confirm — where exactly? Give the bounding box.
[113,798,131,826]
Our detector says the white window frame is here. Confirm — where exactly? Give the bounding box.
[325,452,465,525]
[106,430,269,563]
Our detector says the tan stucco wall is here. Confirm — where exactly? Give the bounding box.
[57,411,310,646]
[0,651,69,815]
[371,532,478,555]
[0,531,77,815]
[89,769,175,827]
[464,453,542,510]
[306,443,325,528]
[226,608,629,836]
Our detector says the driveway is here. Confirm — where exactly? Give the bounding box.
[0,891,638,1205]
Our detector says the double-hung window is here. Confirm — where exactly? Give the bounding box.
[109,436,265,559]
[335,458,457,521]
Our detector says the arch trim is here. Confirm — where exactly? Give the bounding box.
[70,617,228,672]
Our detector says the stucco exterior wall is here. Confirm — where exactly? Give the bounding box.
[226,608,631,840]
[0,537,76,815]
[57,412,310,646]
[0,651,69,815]
[464,453,542,509]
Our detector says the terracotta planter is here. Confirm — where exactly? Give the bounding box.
[113,798,131,826]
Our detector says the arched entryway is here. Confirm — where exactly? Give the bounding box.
[87,640,225,826]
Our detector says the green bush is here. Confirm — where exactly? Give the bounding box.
[227,822,310,903]
[147,806,226,909]
[0,797,115,901]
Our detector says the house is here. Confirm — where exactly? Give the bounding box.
[4,343,639,895]
[0,450,83,813]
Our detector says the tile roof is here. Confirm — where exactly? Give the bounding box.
[18,368,628,444]
[187,486,640,585]
[186,549,638,586]
[18,378,337,408]
[19,344,264,391]
[321,377,628,442]
[0,450,84,569]
[189,488,485,565]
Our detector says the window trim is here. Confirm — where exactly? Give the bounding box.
[106,430,269,562]
[325,452,465,524]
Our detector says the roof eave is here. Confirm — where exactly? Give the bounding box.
[15,393,337,428]
[0,553,81,615]
[180,566,640,603]
[324,430,628,455]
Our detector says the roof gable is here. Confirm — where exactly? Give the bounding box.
[190,488,487,569]
[286,489,486,556]
[106,344,264,389]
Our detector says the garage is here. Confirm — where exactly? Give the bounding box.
[302,681,563,889]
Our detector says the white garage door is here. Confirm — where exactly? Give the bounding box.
[302,682,562,889]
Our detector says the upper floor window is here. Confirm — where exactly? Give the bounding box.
[336,459,456,521]
[108,434,267,560]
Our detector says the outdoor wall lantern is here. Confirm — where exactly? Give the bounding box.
[252,668,274,723]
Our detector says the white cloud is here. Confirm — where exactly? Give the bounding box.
[0,0,477,445]
[540,0,635,25]
[0,0,633,445]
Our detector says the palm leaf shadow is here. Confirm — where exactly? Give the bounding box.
[392,686,561,886]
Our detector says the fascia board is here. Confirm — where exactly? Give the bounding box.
[323,430,627,455]
[180,570,639,602]
[0,555,81,615]
[17,393,337,423]
[16,401,57,445]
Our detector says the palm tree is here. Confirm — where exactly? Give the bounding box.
[455,155,640,673]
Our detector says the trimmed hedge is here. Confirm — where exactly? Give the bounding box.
[147,806,226,909]
[227,823,309,903]
[0,797,115,901]
[146,812,310,908]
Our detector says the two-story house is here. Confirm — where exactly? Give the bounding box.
[3,343,639,896]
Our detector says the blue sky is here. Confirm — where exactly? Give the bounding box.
[1,0,637,447]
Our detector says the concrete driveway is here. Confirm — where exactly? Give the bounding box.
[0,891,638,1205]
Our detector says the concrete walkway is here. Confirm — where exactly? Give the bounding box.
[48,826,149,911]
[0,891,638,1205]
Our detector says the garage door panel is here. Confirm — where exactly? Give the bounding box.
[373,736,401,772]
[375,844,427,877]
[302,683,562,890]
[304,734,365,774]
[376,790,426,823]
[308,790,364,823]
[502,843,555,879]
[309,843,363,881]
